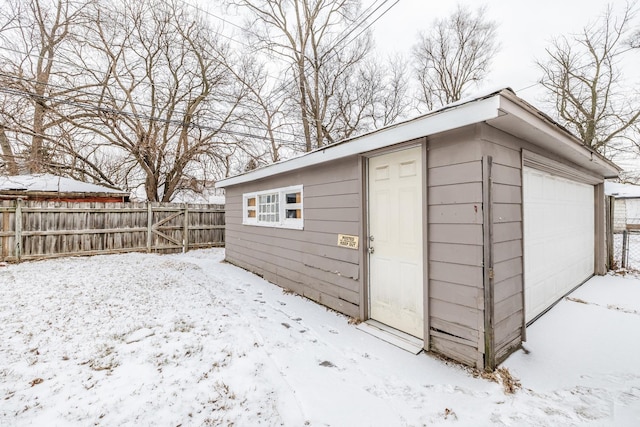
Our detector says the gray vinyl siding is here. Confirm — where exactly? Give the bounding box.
[223,121,604,370]
[426,124,528,368]
[480,125,526,363]
[224,156,362,318]
[427,127,486,368]
[480,123,609,363]
[216,90,617,372]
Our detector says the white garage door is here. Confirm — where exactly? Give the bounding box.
[523,167,594,323]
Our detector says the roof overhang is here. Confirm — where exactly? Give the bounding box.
[216,89,620,188]
[488,91,620,179]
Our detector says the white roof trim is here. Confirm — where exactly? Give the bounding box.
[216,88,620,188]
[492,92,619,178]
[216,93,502,188]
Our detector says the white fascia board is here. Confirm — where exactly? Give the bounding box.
[496,94,620,177]
[216,95,502,188]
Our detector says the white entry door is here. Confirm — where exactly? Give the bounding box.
[523,167,595,322]
[368,146,424,338]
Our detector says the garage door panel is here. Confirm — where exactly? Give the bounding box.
[524,167,594,323]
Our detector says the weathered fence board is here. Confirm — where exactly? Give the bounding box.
[0,200,225,262]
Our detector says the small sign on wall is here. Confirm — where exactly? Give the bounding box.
[337,234,359,249]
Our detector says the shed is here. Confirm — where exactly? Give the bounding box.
[605,181,640,232]
[0,174,130,202]
[216,88,620,369]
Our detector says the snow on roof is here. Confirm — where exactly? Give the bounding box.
[171,189,225,205]
[605,181,640,198]
[216,88,508,188]
[0,174,127,194]
[216,87,620,188]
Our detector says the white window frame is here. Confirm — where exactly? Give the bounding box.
[242,185,303,230]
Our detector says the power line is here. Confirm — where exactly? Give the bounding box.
[0,1,300,100]
[0,71,305,140]
[263,0,398,108]
[0,42,292,106]
[0,0,399,131]
[0,85,298,145]
[179,0,400,118]
[0,0,401,145]
[273,0,400,118]
[0,35,302,136]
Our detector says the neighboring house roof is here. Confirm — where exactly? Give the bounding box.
[605,181,640,199]
[216,88,621,188]
[0,174,128,197]
[171,188,226,205]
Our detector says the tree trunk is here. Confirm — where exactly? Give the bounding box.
[297,61,313,152]
[0,125,19,175]
[30,98,46,173]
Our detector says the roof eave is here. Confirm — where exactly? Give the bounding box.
[489,92,620,179]
[216,92,503,188]
[216,88,620,188]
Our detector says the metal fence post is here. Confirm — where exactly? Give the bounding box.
[14,198,22,262]
[622,229,628,269]
[607,196,614,269]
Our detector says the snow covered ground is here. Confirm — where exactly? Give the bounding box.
[1,249,639,426]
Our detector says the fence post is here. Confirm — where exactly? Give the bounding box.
[2,203,9,260]
[607,196,614,269]
[147,203,153,253]
[183,204,189,253]
[622,230,628,269]
[14,198,22,262]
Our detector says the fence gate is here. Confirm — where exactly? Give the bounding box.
[147,205,187,252]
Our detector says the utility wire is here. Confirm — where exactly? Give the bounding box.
[0,71,305,140]
[0,86,297,145]
[179,0,399,118]
[0,0,398,128]
[0,0,400,144]
[260,0,399,110]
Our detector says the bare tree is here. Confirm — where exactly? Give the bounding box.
[375,54,413,128]
[0,4,18,174]
[0,0,94,173]
[228,54,299,165]
[632,25,640,48]
[231,0,373,152]
[0,124,19,174]
[538,4,640,156]
[412,4,499,111]
[70,0,245,201]
[330,54,412,139]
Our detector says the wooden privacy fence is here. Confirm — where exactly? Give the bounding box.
[0,200,225,262]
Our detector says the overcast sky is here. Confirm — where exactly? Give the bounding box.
[371,0,640,108]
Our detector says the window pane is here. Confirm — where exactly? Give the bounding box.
[245,187,301,228]
[286,209,301,219]
[257,192,279,223]
[286,192,300,204]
